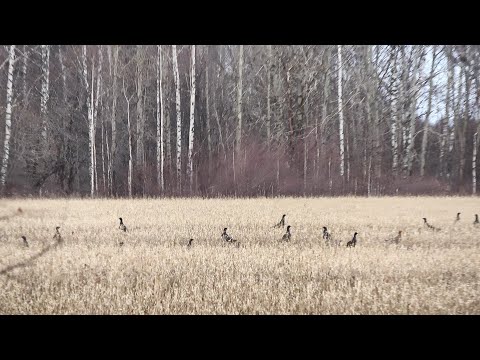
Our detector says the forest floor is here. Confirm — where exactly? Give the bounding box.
[0,197,478,314]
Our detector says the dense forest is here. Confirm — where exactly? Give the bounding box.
[0,45,479,197]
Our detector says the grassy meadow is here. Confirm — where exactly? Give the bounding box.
[0,197,479,314]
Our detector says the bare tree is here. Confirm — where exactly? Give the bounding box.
[236,45,244,158]
[157,45,165,193]
[187,45,196,192]
[0,45,16,189]
[337,45,345,178]
[40,45,50,141]
[172,45,182,192]
[420,46,438,177]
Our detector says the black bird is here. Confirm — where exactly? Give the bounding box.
[119,218,127,232]
[346,232,358,247]
[322,226,331,242]
[474,214,479,226]
[282,226,292,242]
[187,238,194,247]
[53,226,63,244]
[454,212,461,223]
[21,235,28,247]
[222,228,235,243]
[423,218,441,231]
[386,230,402,245]
[274,214,286,229]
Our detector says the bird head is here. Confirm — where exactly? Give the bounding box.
[56,226,60,231]
[457,212,461,216]
[422,218,427,222]
[323,226,327,231]
[354,232,358,236]
[282,214,286,218]
[119,217,123,221]
[287,225,291,231]
[223,228,227,232]
[21,236,26,241]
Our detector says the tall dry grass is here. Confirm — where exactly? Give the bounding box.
[0,197,478,314]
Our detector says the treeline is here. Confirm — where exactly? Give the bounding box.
[0,45,479,197]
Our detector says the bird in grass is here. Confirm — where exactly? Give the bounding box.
[222,228,235,243]
[346,232,358,247]
[322,226,331,243]
[274,214,286,229]
[281,226,292,242]
[454,212,461,224]
[187,239,194,247]
[474,214,479,226]
[385,230,402,245]
[423,218,441,231]
[21,236,28,247]
[119,218,127,232]
[53,226,63,244]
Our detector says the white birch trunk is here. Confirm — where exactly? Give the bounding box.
[236,45,243,156]
[109,46,119,193]
[337,45,345,178]
[187,45,196,191]
[473,132,478,194]
[267,45,272,148]
[0,45,15,188]
[172,45,182,191]
[390,49,399,176]
[91,58,97,194]
[122,77,133,198]
[93,46,103,193]
[205,47,212,168]
[440,48,452,177]
[22,45,28,102]
[40,45,50,141]
[156,45,165,193]
[420,46,437,177]
[82,45,95,197]
[58,45,68,103]
[136,45,145,168]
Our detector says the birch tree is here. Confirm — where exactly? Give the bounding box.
[40,45,50,141]
[109,45,119,194]
[236,45,244,157]
[337,45,345,178]
[172,45,182,192]
[187,45,196,191]
[136,45,145,175]
[156,45,164,192]
[81,45,95,197]
[0,45,16,189]
[390,47,399,176]
[420,46,438,177]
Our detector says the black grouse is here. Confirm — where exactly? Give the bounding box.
[119,218,127,232]
[423,218,440,231]
[222,228,235,243]
[474,214,479,226]
[274,214,286,229]
[282,226,292,242]
[346,232,358,247]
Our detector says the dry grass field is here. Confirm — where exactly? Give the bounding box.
[0,197,479,314]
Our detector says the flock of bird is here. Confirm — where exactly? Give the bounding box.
[16,210,480,249]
